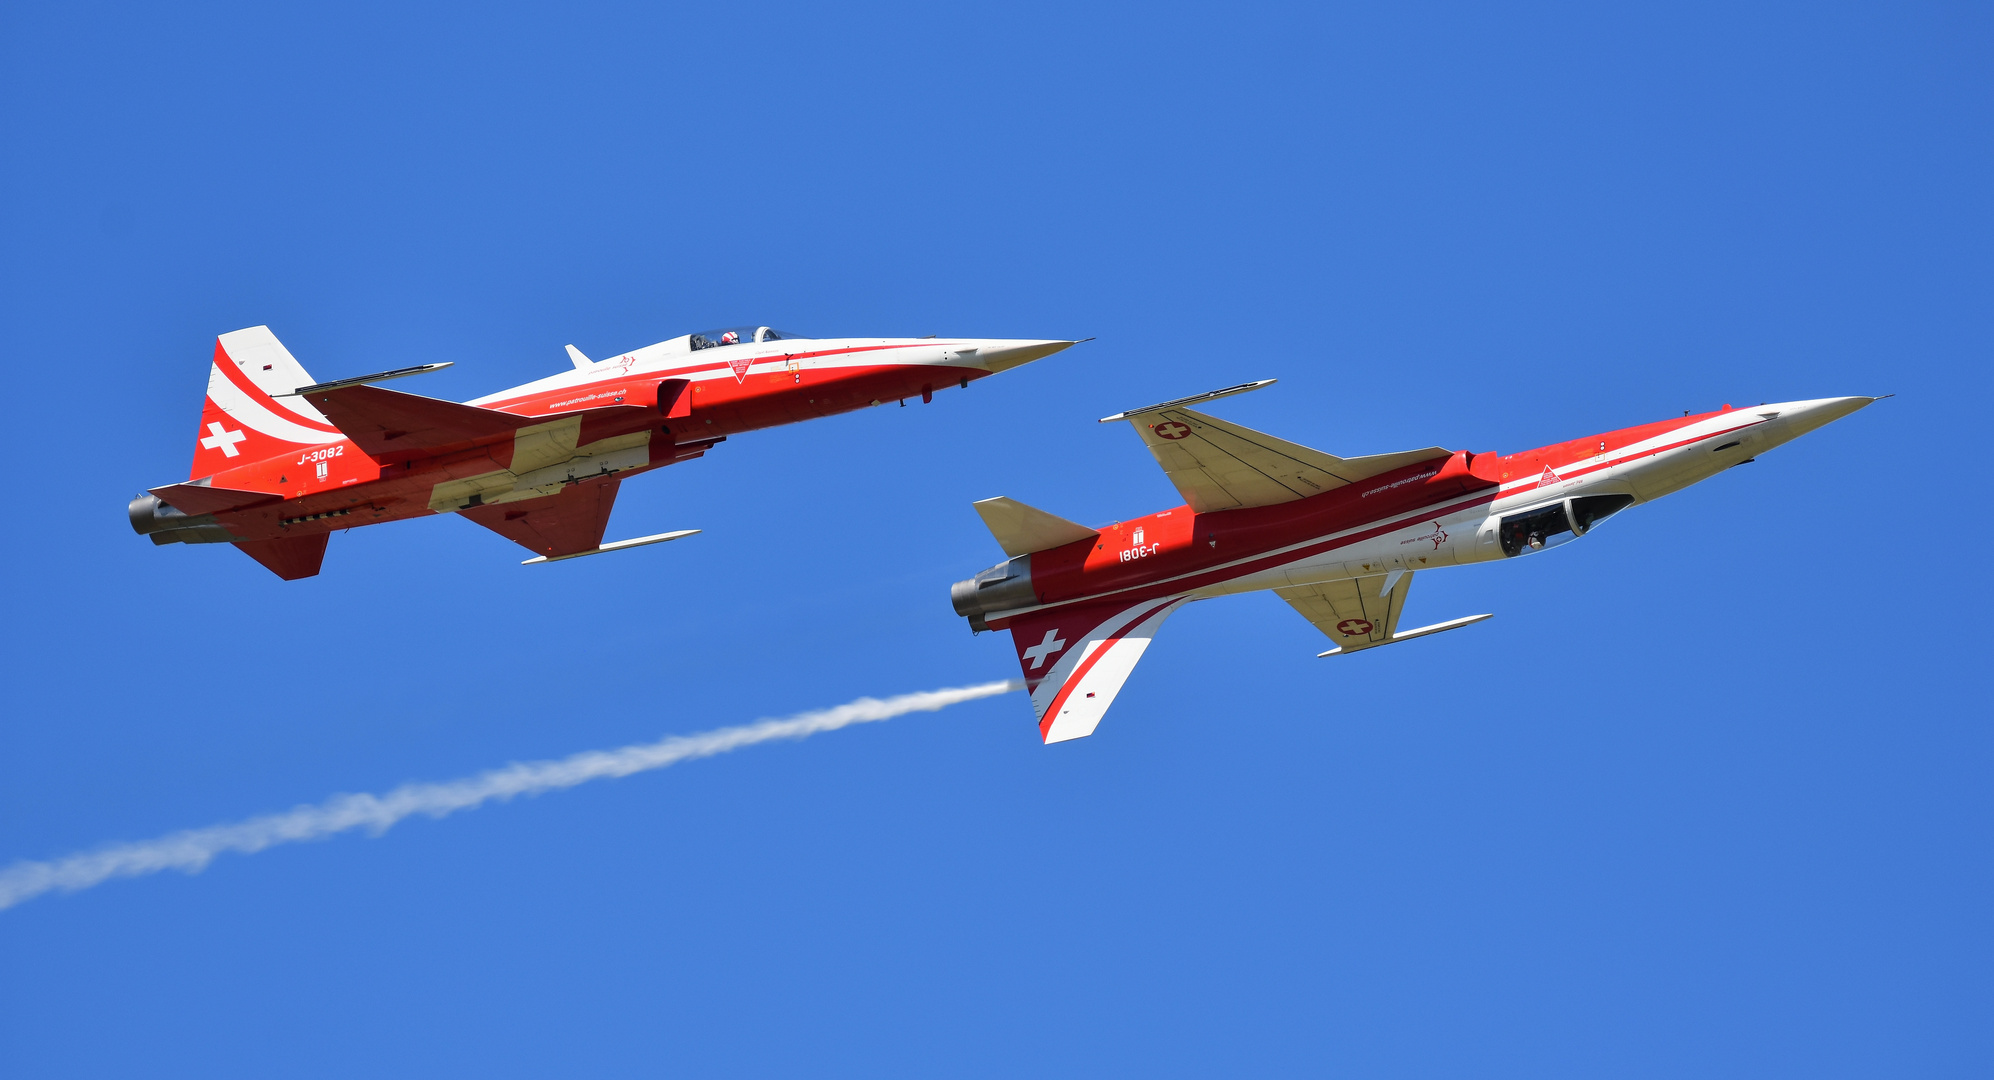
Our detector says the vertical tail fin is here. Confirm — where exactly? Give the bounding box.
[1006,596,1188,743]
[191,326,343,479]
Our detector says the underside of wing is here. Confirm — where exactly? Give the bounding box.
[459,479,621,558]
[1129,406,1357,511]
[1275,571,1414,653]
[1105,387,1451,512]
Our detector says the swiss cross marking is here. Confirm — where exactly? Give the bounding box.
[1152,421,1192,441]
[1336,618,1373,637]
[201,421,246,457]
[1022,629,1067,669]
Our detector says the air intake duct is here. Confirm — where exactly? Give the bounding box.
[1497,493,1637,557]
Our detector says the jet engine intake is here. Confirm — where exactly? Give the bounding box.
[1498,493,1637,557]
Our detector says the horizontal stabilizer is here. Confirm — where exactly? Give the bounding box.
[149,482,280,516]
[1317,613,1492,657]
[973,497,1098,557]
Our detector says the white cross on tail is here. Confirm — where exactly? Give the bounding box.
[200,421,246,457]
[1022,629,1066,669]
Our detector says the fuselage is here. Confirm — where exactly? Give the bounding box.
[148,330,1070,547]
[965,396,1873,630]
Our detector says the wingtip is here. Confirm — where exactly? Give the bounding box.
[1099,378,1278,422]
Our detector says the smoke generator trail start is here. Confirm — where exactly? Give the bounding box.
[0,680,1022,913]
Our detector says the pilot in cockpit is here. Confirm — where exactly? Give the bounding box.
[719,330,740,345]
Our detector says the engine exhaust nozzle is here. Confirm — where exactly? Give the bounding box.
[128,493,235,545]
[949,554,1037,620]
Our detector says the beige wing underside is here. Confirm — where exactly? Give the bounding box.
[1123,405,1450,513]
[1274,571,1413,654]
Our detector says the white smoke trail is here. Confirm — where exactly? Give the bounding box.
[0,680,1021,913]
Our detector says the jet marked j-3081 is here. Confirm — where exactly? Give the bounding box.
[949,380,1878,743]
[133,324,1077,578]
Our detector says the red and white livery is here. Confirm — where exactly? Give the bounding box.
[950,380,1877,743]
[134,324,1077,578]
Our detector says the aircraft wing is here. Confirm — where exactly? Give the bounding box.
[1102,383,1450,512]
[301,384,534,461]
[1277,572,1493,655]
[1275,571,1415,654]
[459,479,621,559]
[1003,595,1189,743]
[301,384,657,464]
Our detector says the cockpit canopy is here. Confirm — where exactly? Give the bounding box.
[689,326,805,350]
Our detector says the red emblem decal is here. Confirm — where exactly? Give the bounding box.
[727,353,754,383]
[1336,619,1373,636]
[1152,421,1192,440]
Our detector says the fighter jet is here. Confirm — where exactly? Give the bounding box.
[950,381,1877,743]
[133,324,1076,578]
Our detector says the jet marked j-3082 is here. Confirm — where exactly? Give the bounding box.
[133,324,1077,578]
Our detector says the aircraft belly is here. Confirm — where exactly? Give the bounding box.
[506,416,584,473]
[513,442,652,492]
[428,430,657,512]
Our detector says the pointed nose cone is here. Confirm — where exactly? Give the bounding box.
[1766,395,1878,439]
[959,339,1081,374]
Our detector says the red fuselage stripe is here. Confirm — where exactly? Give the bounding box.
[1010,492,1500,627]
[1498,418,1762,497]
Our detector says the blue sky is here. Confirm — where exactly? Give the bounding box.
[2,1,1989,1076]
